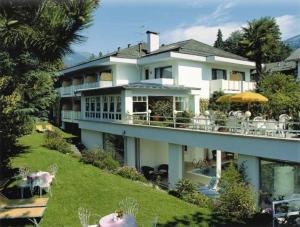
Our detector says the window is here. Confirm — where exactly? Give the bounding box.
[109,96,115,119]
[155,66,172,79]
[212,69,227,80]
[85,98,90,118]
[102,96,108,119]
[116,96,122,120]
[230,71,245,81]
[96,97,101,118]
[145,69,149,80]
[90,97,95,118]
[175,97,185,111]
[133,96,147,113]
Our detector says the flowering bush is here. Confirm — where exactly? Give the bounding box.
[115,166,147,182]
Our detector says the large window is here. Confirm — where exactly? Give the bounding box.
[175,97,185,111]
[155,66,172,79]
[212,68,227,80]
[260,159,300,204]
[133,96,147,113]
[84,95,122,121]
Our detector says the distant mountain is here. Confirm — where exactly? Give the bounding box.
[63,51,92,67]
[284,35,300,50]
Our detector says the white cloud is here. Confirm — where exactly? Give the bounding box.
[161,23,241,45]
[276,15,300,39]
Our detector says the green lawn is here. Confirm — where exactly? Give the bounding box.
[7,131,213,226]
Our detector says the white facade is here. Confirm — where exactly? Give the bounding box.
[57,32,300,205]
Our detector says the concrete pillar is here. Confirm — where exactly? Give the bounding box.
[168,143,183,189]
[121,90,133,122]
[125,136,136,167]
[216,150,222,179]
[189,94,200,116]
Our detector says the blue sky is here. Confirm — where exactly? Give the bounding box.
[72,0,300,55]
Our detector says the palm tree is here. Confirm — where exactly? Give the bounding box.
[241,17,281,80]
[0,0,99,61]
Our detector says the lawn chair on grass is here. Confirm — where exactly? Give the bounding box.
[0,193,48,209]
[0,206,47,226]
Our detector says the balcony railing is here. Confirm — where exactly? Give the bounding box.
[141,78,174,85]
[123,114,300,140]
[210,80,256,94]
[61,110,81,123]
[59,81,113,97]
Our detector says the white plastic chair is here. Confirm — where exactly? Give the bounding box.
[278,114,292,137]
[48,164,58,184]
[252,116,266,135]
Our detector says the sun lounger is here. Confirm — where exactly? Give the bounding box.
[0,206,46,226]
[0,193,48,209]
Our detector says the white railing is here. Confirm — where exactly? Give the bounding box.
[141,78,174,85]
[210,79,256,94]
[272,198,300,227]
[61,110,81,123]
[59,81,113,97]
[122,114,300,139]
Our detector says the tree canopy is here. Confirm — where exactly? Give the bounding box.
[0,0,99,170]
[213,29,224,49]
[257,72,300,119]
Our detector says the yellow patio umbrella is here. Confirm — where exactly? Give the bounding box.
[230,92,268,103]
[216,94,233,103]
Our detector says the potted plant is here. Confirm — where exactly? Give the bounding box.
[176,111,194,128]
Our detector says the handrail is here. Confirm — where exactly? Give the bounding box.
[125,113,300,139]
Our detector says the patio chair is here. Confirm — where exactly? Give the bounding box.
[119,197,139,218]
[48,163,58,184]
[198,177,219,197]
[0,193,48,209]
[78,207,98,227]
[141,166,155,180]
[0,206,47,227]
[278,114,292,137]
[37,176,52,197]
[157,164,168,178]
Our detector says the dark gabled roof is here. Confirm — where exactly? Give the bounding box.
[286,48,300,61]
[146,39,248,61]
[264,61,297,73]
[63,39,250,71]
[77,82,200,96]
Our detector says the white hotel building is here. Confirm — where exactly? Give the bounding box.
[57,31,300,205]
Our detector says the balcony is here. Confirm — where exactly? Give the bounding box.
[210,79,256,94]
[61,110,81,123]
[141,78,174,85]
[58,81,113,97]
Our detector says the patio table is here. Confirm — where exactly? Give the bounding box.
[99,213,137,227]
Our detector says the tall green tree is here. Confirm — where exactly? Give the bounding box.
[222,30,244,56]
[241,17,281,80]
[257,72,300,119]
[0,0,99,171]
[214,29,224,49]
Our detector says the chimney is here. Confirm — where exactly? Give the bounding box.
[146,31,159,53]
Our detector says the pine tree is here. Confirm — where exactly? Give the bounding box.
[214,29,224,49]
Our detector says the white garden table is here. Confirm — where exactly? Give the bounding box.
[99,213,137,227]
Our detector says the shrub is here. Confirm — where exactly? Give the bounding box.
[175,179,196,197]
[182,192,213,209]
[115,166,147,183]
[81,149,120,171]
[216,162,256,222]
[44,130,72,154]
[176,111,194,127]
